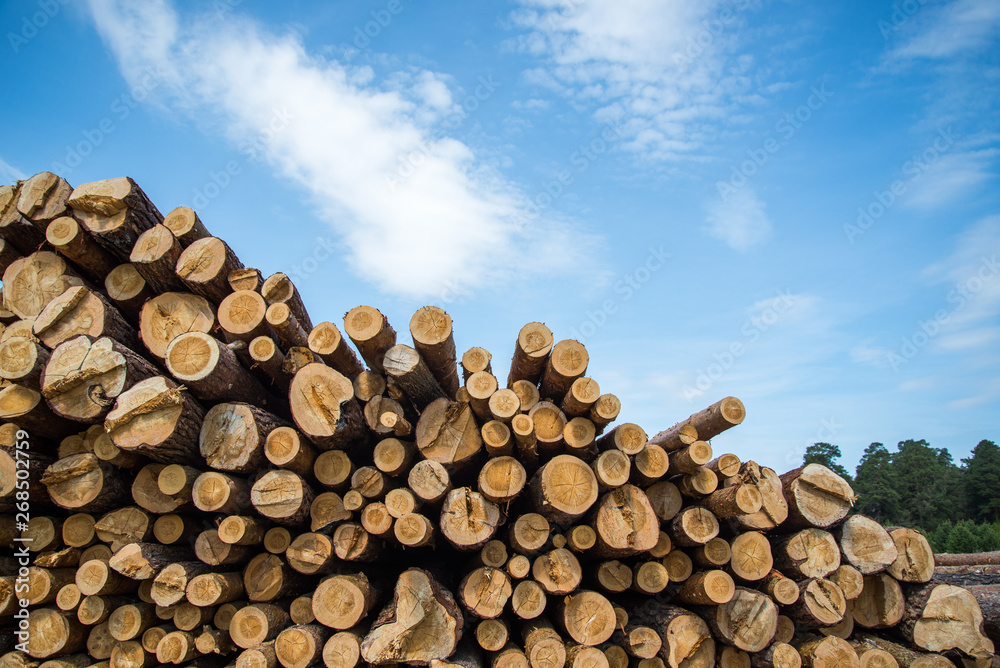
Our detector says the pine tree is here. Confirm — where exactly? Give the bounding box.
[946,521,979,554]
[963,440,1000,523]
[929,519,953,553]
[891,439,962,532]
[804,442,852,480]
[853,442,900,524]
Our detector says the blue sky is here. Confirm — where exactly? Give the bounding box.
[2,0,998,472]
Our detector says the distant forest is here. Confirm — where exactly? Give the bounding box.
[802,439,1000,554]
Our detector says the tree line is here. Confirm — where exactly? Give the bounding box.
[803,438,1000,554]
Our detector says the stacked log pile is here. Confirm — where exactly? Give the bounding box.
[0,172,995,668]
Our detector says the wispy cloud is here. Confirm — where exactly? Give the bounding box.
[0,156,26,183]
[704,186,772,251]
[86,0,593,299]
[901,148,996,210]
[509,0,757,160]
[885,0,1000,62]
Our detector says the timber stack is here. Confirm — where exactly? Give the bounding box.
[0,172,995,668]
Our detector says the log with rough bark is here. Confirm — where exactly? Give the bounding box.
[530,454,599,528]
[307,320,363,379]
[41,336,159,424]
[590,484,659,557]
[176,236,242,304]
[540,339,589,402]
[251,469,315,526]
[774,529,842,580]
[343,305,395,374]
[165,331,279,411]
[408,305,460,398]
[104,263,153,323]
[933,551,1000,567]
[41,453,128,512]
[162,206,210,246]
[507,321,554,387]
[1,183,47,253]
[383,344,447,409]
[129,224,185,293]
[33,285,140,352]
[67,177,163,260]
[199,401,288,473]
[885,528,935,583]
[289,362,367,451]
[415,397,482,471]
[631,600,716,668]
[104,376,205,463]
[46,216,118,283]
[0,334,49,387]
[218,289,274,344]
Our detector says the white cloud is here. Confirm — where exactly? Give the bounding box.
[902,148,996,210]
[86,0,593,299]
[850,340,891,368]
[0,157,26,184]
[704,187,772,251]
[510,0,757,160]
[886,0,1000,62]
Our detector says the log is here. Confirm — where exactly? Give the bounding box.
[24,608,87,659]
[679,570,736,605]
[342,305,395,374]
[774,529,841,580]
[835,515,897,575]
[676,467,720,498]
[478,455,526,504]
[852,573,904,629]
[194,530,251,567]
[461,346,492,382]
[780,464,855,530]
[41,454,128,512]
[459,567,513,619]
[595,422,647,456]
[218,290,274,344]
[307,321,363,379]
[187,572,245,606]
[2,251,87,320]
[199,401,288,473]
[670,506,720,547]
[129,225,185,293]
[829,565,865,600]
[512,379,540,413]
[788,578,847,628]
[646,481,684,522]
[289,363,367,451]
[529,454,599,528]
[589,393,620,435]
[532,547,583,594]
[94,506,154,550]
[192,471,251,514]
[561,377,601,419]
[482,419,513,456]
[361,568,462,664]
[592,449,631,490]
[383,344,446,409]
[264,426,315,477]
[0,335,49,389]
[698,586,778,652]
[408,306,460,398]
[104,376,205,463]
[794,636,860,668]
[507,322,553,386]
[540,339,588,402]
[139,292,216,360]
[16,172,72,224]
[165,331,278,410]
[898,581,994,659]
[33,286,139,352]
[45,216,117,283]
[440,487,501,551]
[41,336,158,424]
[67,177,163,259]
[150,562,212,607]
[702,483,761,518]
[249,334,289,390]
[885,528,935,583]
[265,302,308,349]
[632,444,669,486]
[590,484,659,557]
[251,469,314,526]
[752,643,803,668]
[175,236,242,304]
[467,370,498,421]
[105,264,153,323]
[933,551,1000,567]
[729,531,773,582]
[285,347,320,383]
[670,441,713,475]
[155,630,199,664]
[760,570,800,605]
[0,384,77,439]
[556,590,616,646]
[0,183,47,254]
[75,559,136,596]
[219,515,270,546]
[529,401,567,454]
[521,620,567,668]
[708,453,743,478]
[489,388,520,423]
[162,206,209,246]
[415,397,482,470]
[230,604,291,649]
[631,600,715,668]
[666,397,746,442]
[275,624,331,668]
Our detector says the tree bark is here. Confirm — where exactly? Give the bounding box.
[308,321,364,379]
[46,216,117,283]
[104,376,205,463]
[175,236,243,304]
[289,362,368,451]
[129,224,185,293]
